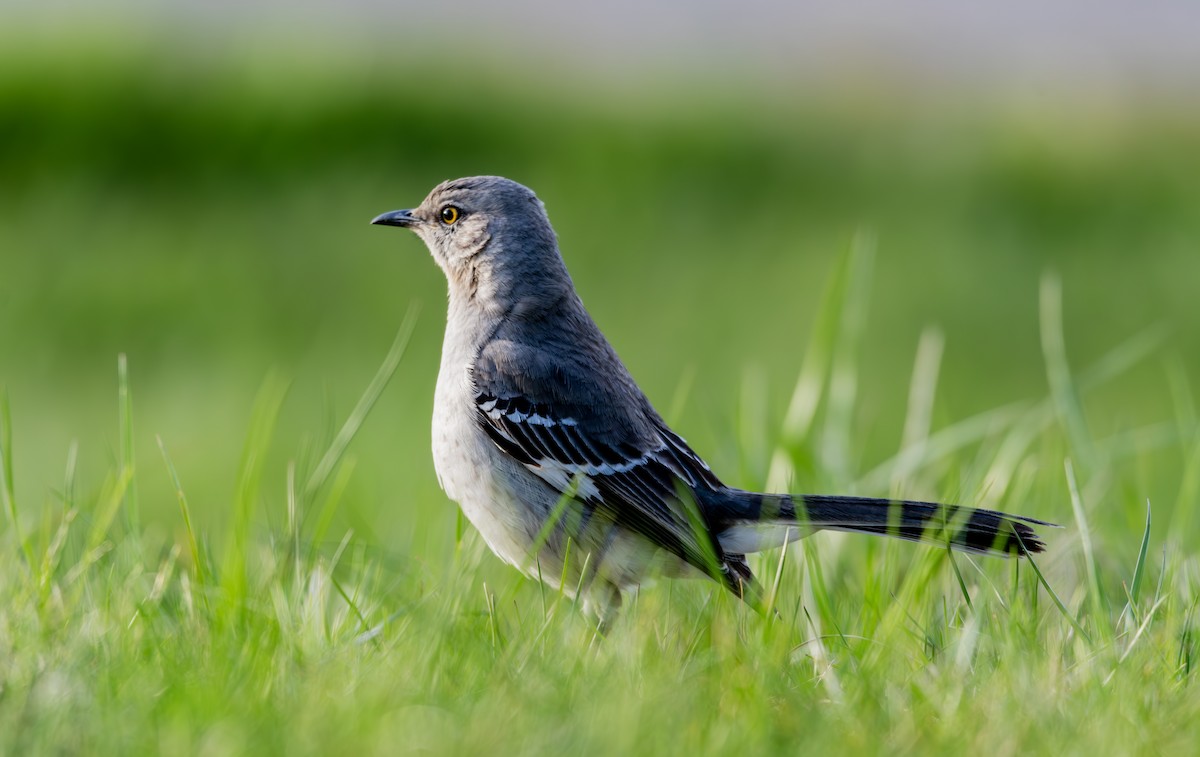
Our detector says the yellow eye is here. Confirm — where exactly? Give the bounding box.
[440,206,460,225]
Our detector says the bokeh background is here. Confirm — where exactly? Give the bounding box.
[2,0,1199,565]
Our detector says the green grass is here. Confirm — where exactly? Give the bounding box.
[2,32,1200,754]
[2,241,1198,754]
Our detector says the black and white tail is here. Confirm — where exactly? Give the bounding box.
[703,489,1056,558]
[795,494,1052,555]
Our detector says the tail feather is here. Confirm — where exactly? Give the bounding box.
[797,494,1053,556]
[704,489,1056,558]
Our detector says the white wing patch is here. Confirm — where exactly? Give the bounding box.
[482,402,576,429]
[529,459,601,501]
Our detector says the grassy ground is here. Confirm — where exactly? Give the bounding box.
[2,34,1199,754]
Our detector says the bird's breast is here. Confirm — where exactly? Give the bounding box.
[431,323,550,569]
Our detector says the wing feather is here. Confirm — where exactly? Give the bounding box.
[472,387,726,570]
[470,338,733,574]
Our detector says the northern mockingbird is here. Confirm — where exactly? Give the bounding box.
[372,176,1054,628]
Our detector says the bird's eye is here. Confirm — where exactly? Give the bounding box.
[440,206,461,225]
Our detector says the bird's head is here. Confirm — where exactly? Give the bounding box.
[372,176,569,308]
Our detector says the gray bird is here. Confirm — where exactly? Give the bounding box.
[372,176,1054,629]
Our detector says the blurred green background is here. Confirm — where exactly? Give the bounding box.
[2,15,1198,567]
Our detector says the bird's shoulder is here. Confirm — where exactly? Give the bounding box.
[471,317,657,441]
[470,325,722,484]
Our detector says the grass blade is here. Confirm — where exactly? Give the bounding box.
[117,353,139,534]
[1130,499,1152,604]
[87,467,134,552]
[307,459,357,563]
[1040,273,1095,471]
[303,304,419,504]
[0,388,36,569]
[1013,528,1092,645]
[220,372,289,616]
[1064,459,1108,639]
[0,388,14,528]
[780,239,851,445]
[821,230,875,483]
[947,548,973,611]
[157,435,209,591]
[899,325,944,455]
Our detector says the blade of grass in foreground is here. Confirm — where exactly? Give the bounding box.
[1013,528,1092,644]
[303,304,419,505]
[1065,459,1109,640]
[1040,273,1096,472]
[1125,500,1152,623]
[297,307,418,565]
[219,372,289,619]
[307,460,357,564]
[779,235,853,446]
[117,354,139,535]
[86,466,133,553]
[0,389,13,525]
[899,326,945,457]
[158,435,209,593]
[0,388,36,569]
[769,232,873,491]
[820,230,875,484]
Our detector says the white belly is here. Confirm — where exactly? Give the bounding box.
[432,349,551,571]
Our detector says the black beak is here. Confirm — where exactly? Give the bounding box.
[371,209,419,228]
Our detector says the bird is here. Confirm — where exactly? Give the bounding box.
[371,176,1055,629]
